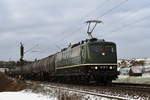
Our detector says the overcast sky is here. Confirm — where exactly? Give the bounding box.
[0,0,150,61]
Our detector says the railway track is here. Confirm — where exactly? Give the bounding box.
[46,85,128,100]
[26,81,150,100]
[112,82,150,87]
[111,82,150,92]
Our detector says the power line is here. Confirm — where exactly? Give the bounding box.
[65,0,127,40]
[103,1,150,31]
[24,44,39,54]
[112,15,150,32]
[58,1,109,37]
[54,0,112,43]
[101,14,150,38]
[68,0,128,40]
[81,0,111,19]
[77,0,128,32]
[96,0,128,19]
[37,0,129,56]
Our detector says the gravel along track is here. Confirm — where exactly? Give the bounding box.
[112,82,150,93]
[26,81,150,100]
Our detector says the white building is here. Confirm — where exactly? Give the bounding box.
[144,58,150,66]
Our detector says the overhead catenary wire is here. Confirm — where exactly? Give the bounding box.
[91,1,150,39]
[101,1,150,33]
[73,0,128,34]
[67,0,128,41]
[24,44,39,54]
[81,0,112,20]
[55,0,111,43]
[37,0,129,55]
[112,15,150,32]
[100,14,150,38]
[96,0,128,19]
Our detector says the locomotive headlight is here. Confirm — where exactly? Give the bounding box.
[102,52,105,56]
[110,66,113,69]
[95,66,98,70]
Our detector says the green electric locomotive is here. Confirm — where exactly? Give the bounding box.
[55,38,118,83]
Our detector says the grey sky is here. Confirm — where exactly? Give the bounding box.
[0,0,150,61]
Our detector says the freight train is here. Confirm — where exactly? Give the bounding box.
[8,38,118,84]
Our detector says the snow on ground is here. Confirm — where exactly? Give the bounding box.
[142,73,150,78]
[114,74,150,84]
[0,90,56,100]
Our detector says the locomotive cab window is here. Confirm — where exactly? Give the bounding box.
[90,45,103,53]
[105,46,115,53]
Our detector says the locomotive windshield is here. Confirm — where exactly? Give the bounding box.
[105,45,115,53]
[90,44,115,53]
[88,43,117,63]
[90,45,103,53]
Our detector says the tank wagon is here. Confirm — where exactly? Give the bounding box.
[9,38,118,83]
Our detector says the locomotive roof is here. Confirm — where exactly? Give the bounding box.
[60,38,116,52]
[30,38,116,61]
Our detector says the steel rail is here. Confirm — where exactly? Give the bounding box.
[112,82,150,92]
[112,82,150,87]
[46,84,128,100]
[26,81,150,99]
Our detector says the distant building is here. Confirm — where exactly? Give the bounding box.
[118,59,132,67]
[129,66,143,76]
[143,65,150,73]
[119,67,130,75]
[144,58,150,66]
[118,58,150,76]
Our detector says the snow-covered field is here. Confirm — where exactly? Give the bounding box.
[0,91,56,100]
[0,89,116,100]
[114,73,150,84]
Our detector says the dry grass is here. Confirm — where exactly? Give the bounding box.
[58,92,83,100]
[0,72,26,92]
